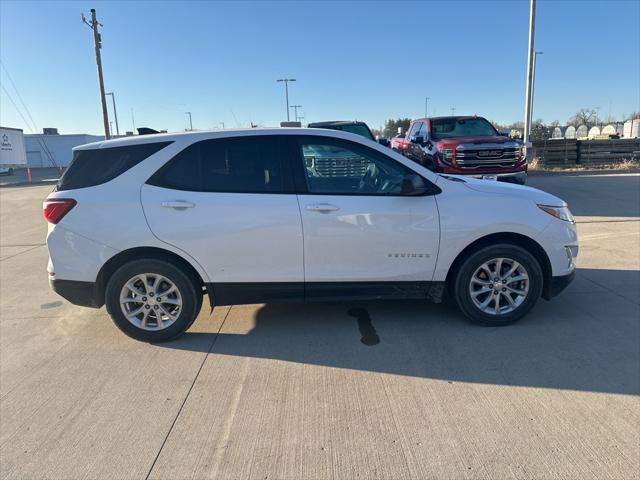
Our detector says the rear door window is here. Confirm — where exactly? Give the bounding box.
[57,142,172,191]
[147,136,292,193]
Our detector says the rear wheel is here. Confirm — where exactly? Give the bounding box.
[105,259,202,342]
[453,244,543,326]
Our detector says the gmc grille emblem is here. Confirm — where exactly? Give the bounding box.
[478,150,501,158]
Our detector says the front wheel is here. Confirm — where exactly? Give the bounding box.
[105,259,202,342]
[453,244,543,326]
[423,155,436,172]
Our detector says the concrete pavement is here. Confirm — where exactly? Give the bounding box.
[0,174,638,479]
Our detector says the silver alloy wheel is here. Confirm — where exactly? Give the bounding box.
[119,273,182,330]
[469,258,530,316]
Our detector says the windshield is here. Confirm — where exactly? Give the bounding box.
[337,124,375,140]
[430,118,498,140]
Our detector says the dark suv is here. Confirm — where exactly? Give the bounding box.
[308,121,389,146]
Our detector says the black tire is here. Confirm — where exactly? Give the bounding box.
[105,259,202,342]
[423,156,436,172]
[453,244,543,326]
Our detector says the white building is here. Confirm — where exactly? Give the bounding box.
[25,132,104,168]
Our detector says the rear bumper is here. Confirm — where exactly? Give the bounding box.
[49,278,103,308]
[542,270,576,300]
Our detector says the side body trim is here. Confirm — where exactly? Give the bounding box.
[207,281,446,306]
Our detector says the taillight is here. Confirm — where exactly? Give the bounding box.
[43,199,77,224]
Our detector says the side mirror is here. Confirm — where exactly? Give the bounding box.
[411,135,425,145]
[378,138,390,147]
[400,173,429,196]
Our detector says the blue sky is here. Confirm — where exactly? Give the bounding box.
[1,0,638,135]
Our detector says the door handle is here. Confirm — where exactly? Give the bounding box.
[161,201,195,209]
[306,203,339,213]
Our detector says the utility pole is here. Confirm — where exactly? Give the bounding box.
[82,9,110,139]
[523,0,537,152]
[106,92,120,136]
[277,78,296,121]
[528,51,543,130]
[131,108,136,133]
[290,104,302,122]
[220,122,225,129]
[425,96,430,117]
[185,112,193,131]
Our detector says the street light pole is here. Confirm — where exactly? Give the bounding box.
[220,122,225,129]
[528,51,543,129]
[185,112,193,131]
[277,78,296,121]
[425,96,430,117]
[290,105,302,122]
[523,0,537,151]
[105,92,120,136]
[451,107,456,116]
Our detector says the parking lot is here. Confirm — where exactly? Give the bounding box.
[0,173,638,479]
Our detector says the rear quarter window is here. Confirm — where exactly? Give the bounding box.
[57,142,172,191]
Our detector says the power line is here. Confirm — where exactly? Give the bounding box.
[1,61,58,167]
[0,84,59,168]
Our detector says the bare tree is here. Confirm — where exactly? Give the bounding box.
[530,119,553,141]
[568,108,596,127]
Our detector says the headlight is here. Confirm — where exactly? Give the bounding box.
[538,204,575,223]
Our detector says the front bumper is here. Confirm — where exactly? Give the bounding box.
[469,171,527,183]
[435,163,527,183]
[542,270,576,300]
[49,278,103,308]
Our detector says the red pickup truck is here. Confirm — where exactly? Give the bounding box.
[394,116,527,184]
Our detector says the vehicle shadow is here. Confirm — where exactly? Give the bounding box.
[527,173,640,218]
[162,268,639,396]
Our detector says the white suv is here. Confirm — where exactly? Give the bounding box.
[44,128,578,342]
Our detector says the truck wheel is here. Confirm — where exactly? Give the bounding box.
[424,156,436,172]
[8,168,14,176]
[453,244,543,326]
[105,259,202,342]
